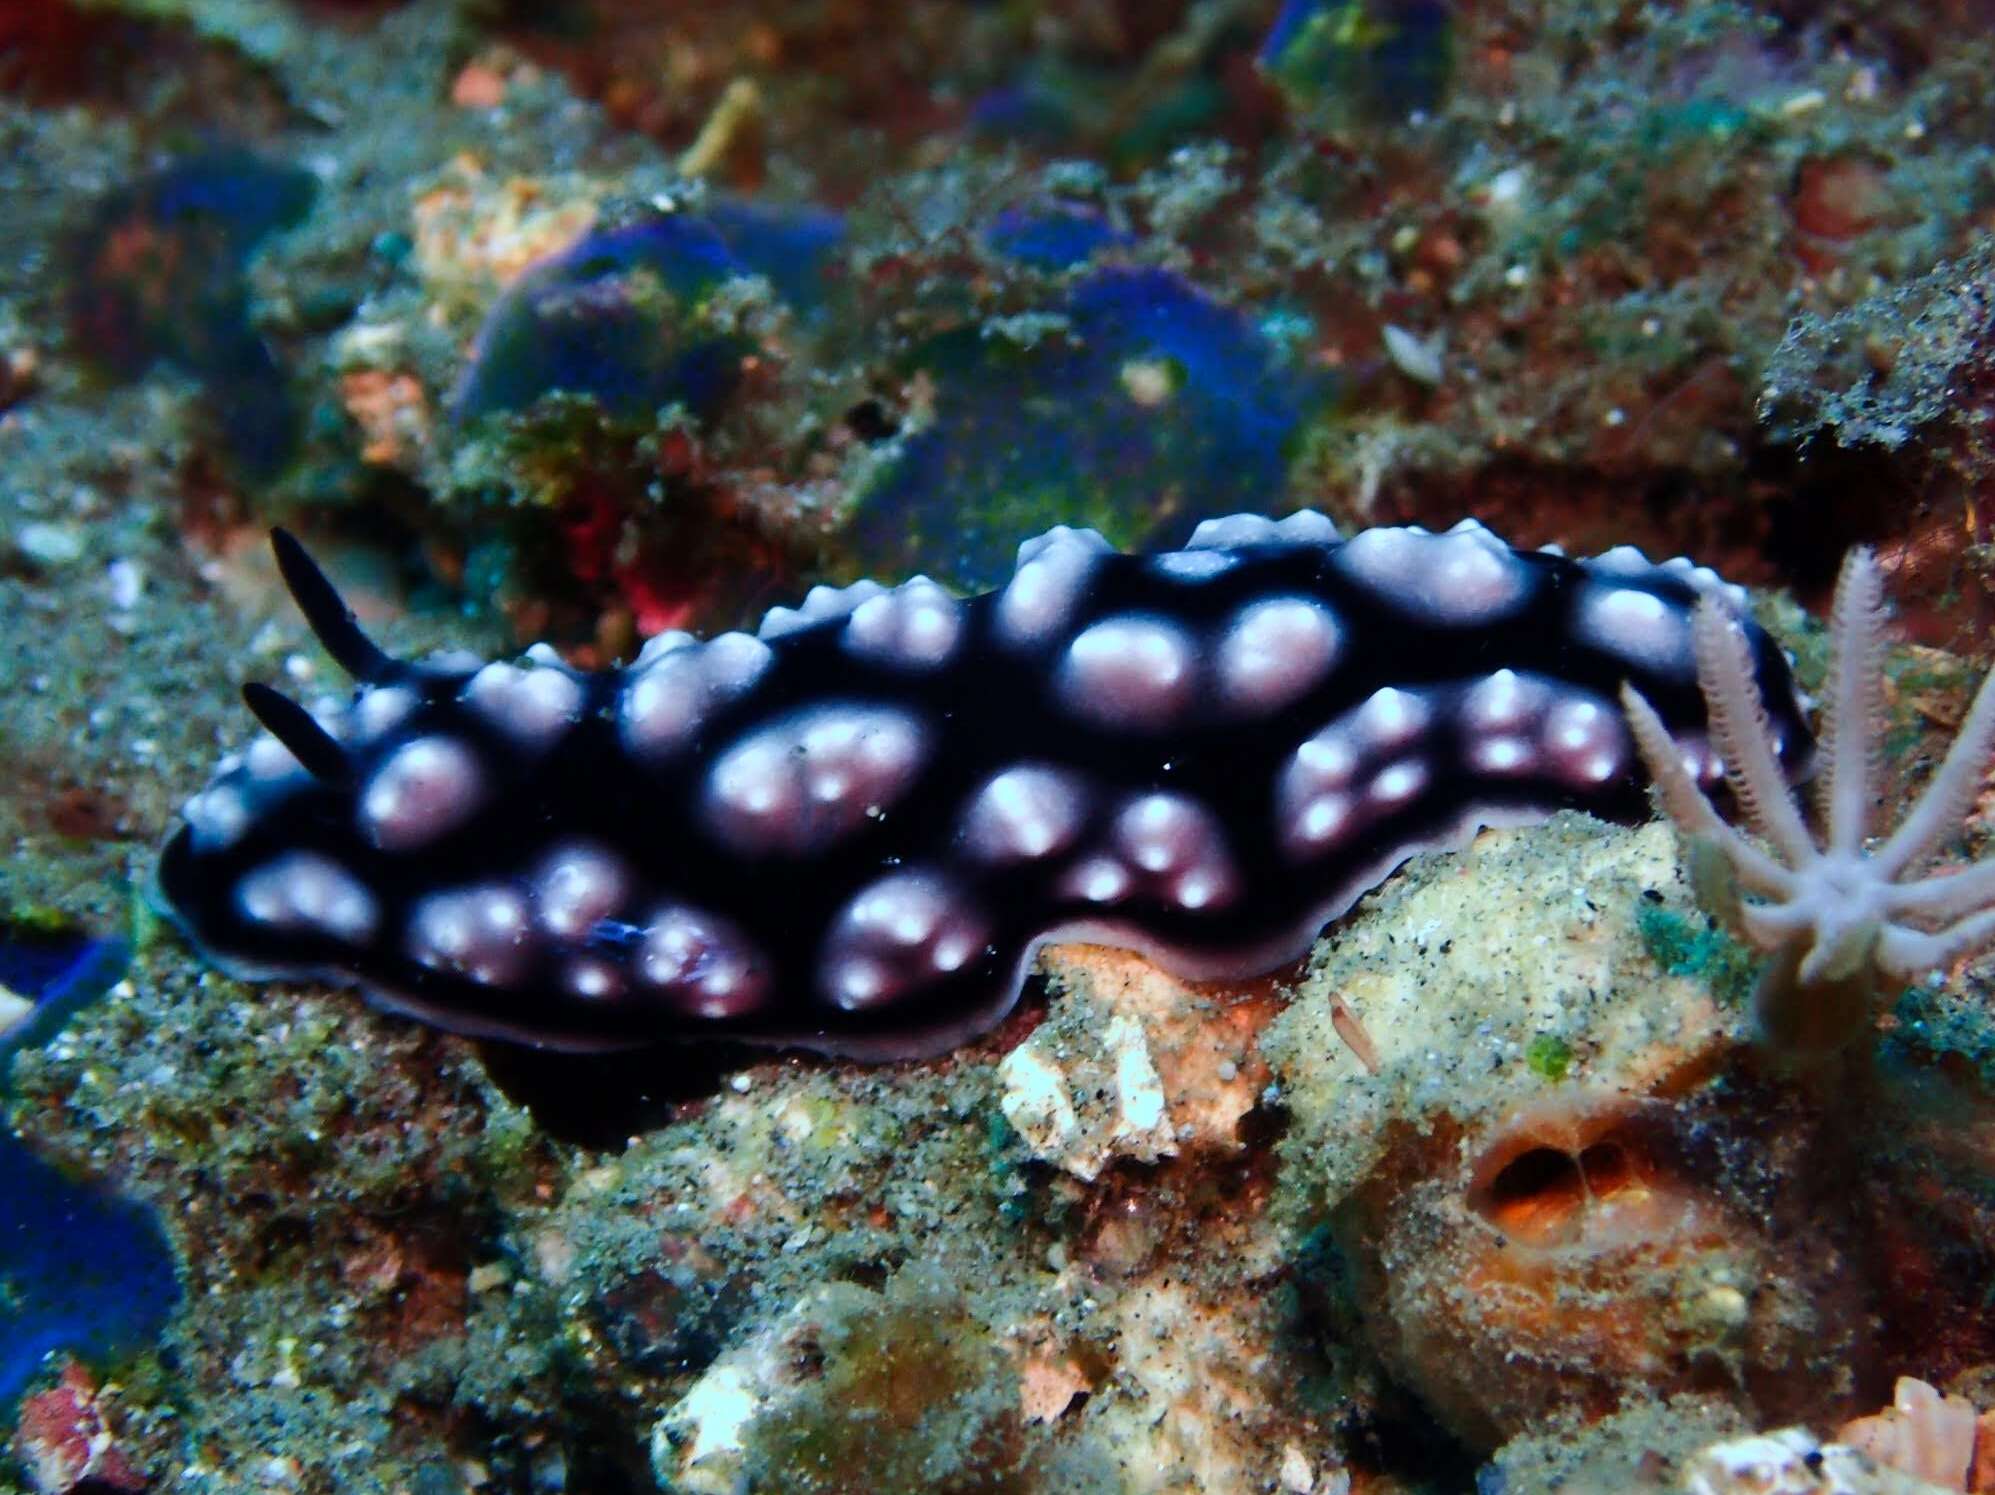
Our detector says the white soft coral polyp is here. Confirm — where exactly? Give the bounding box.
[1622,547,1995,1051]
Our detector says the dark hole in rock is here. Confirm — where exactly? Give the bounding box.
[1486,1147,1583,1214]
[1579,1140,1635,1197]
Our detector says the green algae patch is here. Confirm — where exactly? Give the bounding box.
[449,392,668,514]
[1,903,79,940]
[1524,1033,1573,1081]
[1888,982,1995,1089]
[1635,902,1758,1010]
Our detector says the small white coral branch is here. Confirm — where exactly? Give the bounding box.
[1621,547,1995,1051]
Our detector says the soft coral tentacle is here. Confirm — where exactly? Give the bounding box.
[1878,909,1995,981]
[1816,547,1888,855]
[1736,899,1815,945]
[1691,601,1817,866]
[1885,857,1995,923]
[1796,911,1885,986]
[1620,682,1797,896]
[1874,664,1995,878]
[1624,547,1995,1054]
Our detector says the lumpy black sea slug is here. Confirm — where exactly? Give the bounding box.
[157,515,1812,1055]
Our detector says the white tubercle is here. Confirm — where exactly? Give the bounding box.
[997,526,1113,645]
[1578,582,1694,675]
[961,764,1089,863]
[845,577,965,668]
[236,853,378,942]
[1217,596,1343,713]
[1335,522,1530,623]
[621,632,775,759]
[533,842,629,940]
[821,871,988,1011]
[640,904,767,1018]
[1057,614,1198,730]
[462,660,583,751]
[409,884,533,986]
[757,579,888,641]
[360,736,484,850]
[703,704,929,854]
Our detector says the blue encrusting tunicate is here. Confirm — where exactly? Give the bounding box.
[64,149,317,476]
[966,74,1082,148]
[847,267,1332,585]
[705,198,847,310]
[0,933,179,1409]
[1261,0,1454,122]
[0,930,129,1067]
[453,201,846,422]
[0,1145,181,1410]
[982,202,1131,272]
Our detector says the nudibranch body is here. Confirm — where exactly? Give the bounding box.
[158,515,1812,1055]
